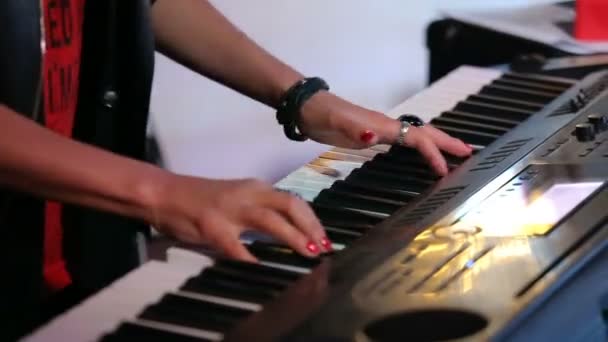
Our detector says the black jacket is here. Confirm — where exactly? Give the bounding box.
[0,1,156,338]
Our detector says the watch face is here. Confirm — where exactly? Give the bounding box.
[398,114,425,127]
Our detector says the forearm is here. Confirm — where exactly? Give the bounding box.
[0,105,168,223]
[151,0,302,108]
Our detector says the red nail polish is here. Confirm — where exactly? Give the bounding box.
[320,237,333,251]
[360,130,375,144]
[306,241,319,254]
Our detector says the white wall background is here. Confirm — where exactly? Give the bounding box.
[150,0,559,183]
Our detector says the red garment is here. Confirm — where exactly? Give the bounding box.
[575,0,608,41]
[41,0,86,292]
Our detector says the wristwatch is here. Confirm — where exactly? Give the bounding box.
[396,114,425,145]
[398,114,425,127]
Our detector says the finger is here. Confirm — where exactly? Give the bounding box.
[245,207,321,257]
[158,217,202,244]
[405,127,448,176]
[377,118,402,145]
[424,125,472,157]
[200,215,257,262]
[266,191,328,248]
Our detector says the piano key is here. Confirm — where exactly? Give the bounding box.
[214,258,302,282]
[308,158,363,172]
[139,294,253,333]
[310,202,383,227]
[361,159,440,183]
[491,78,564,95]
[274,186,318,202]
[465,94,544,112]
[275,158,364,202]
[319,150,371,163]
[331,146,388,159]
[258,260,314,275]
[315,188,402,216]
[198,265,292,291]
[454,100,534,121]
[430,116,511,136]
[275,162,349,189]
[441,110,519,129]
[181,273,278,305]
[175,290,262,312]
[330,179,418,203]
[501,73,575,89]
[131,319,221,341]
[373,153,433,172]
[338,175,422,205]
[100,322,211,342]
[246,241,322,269]
[479,84,557,104]
[363,156,433,178]
[324,226,363,245]
[429,124,499,147]
[347,168,433,193]
[385,145,467,170]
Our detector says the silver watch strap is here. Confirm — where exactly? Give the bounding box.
[397,120,411,145]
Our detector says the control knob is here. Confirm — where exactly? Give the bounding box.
[575,123,596,142]
[587,114,608,132]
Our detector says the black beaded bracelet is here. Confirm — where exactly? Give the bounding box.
[276,77,329,141]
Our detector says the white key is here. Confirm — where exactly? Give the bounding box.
[24,261,206,342]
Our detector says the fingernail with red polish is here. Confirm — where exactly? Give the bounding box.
[306,241,320,254]
[320,237,333,251]
[360,130,376,144]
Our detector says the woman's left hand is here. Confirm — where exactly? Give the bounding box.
[298,91,473,176]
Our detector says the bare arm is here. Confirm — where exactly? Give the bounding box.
[0,105,164,221]
[0,105,326,260]
[151,0,301,108]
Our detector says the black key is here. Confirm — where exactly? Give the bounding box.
[492,78,564,95]
[315,188,402,216]
[340,174,420,204]
[466,94,544,112]
[246,241,321,269]
[310,202,383,226]
[214,258,301,282]
[384,146,464,170]
[454,100,533,122]
[202,264,292,290]
[431,117,510,136]
[139,294,253,333]
[181,273,277,304]
[502,73,574,90]
[430,124,499,147]
[347,168,432,194]
[385,145,422,159]
[101,322,209,342]
[365,157,436,179]
[479,84,556,104]
[441,110,519,130]
[331,179,417,203]
[324,226,362,245]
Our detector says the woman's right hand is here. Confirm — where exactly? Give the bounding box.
[144,174,330,262]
